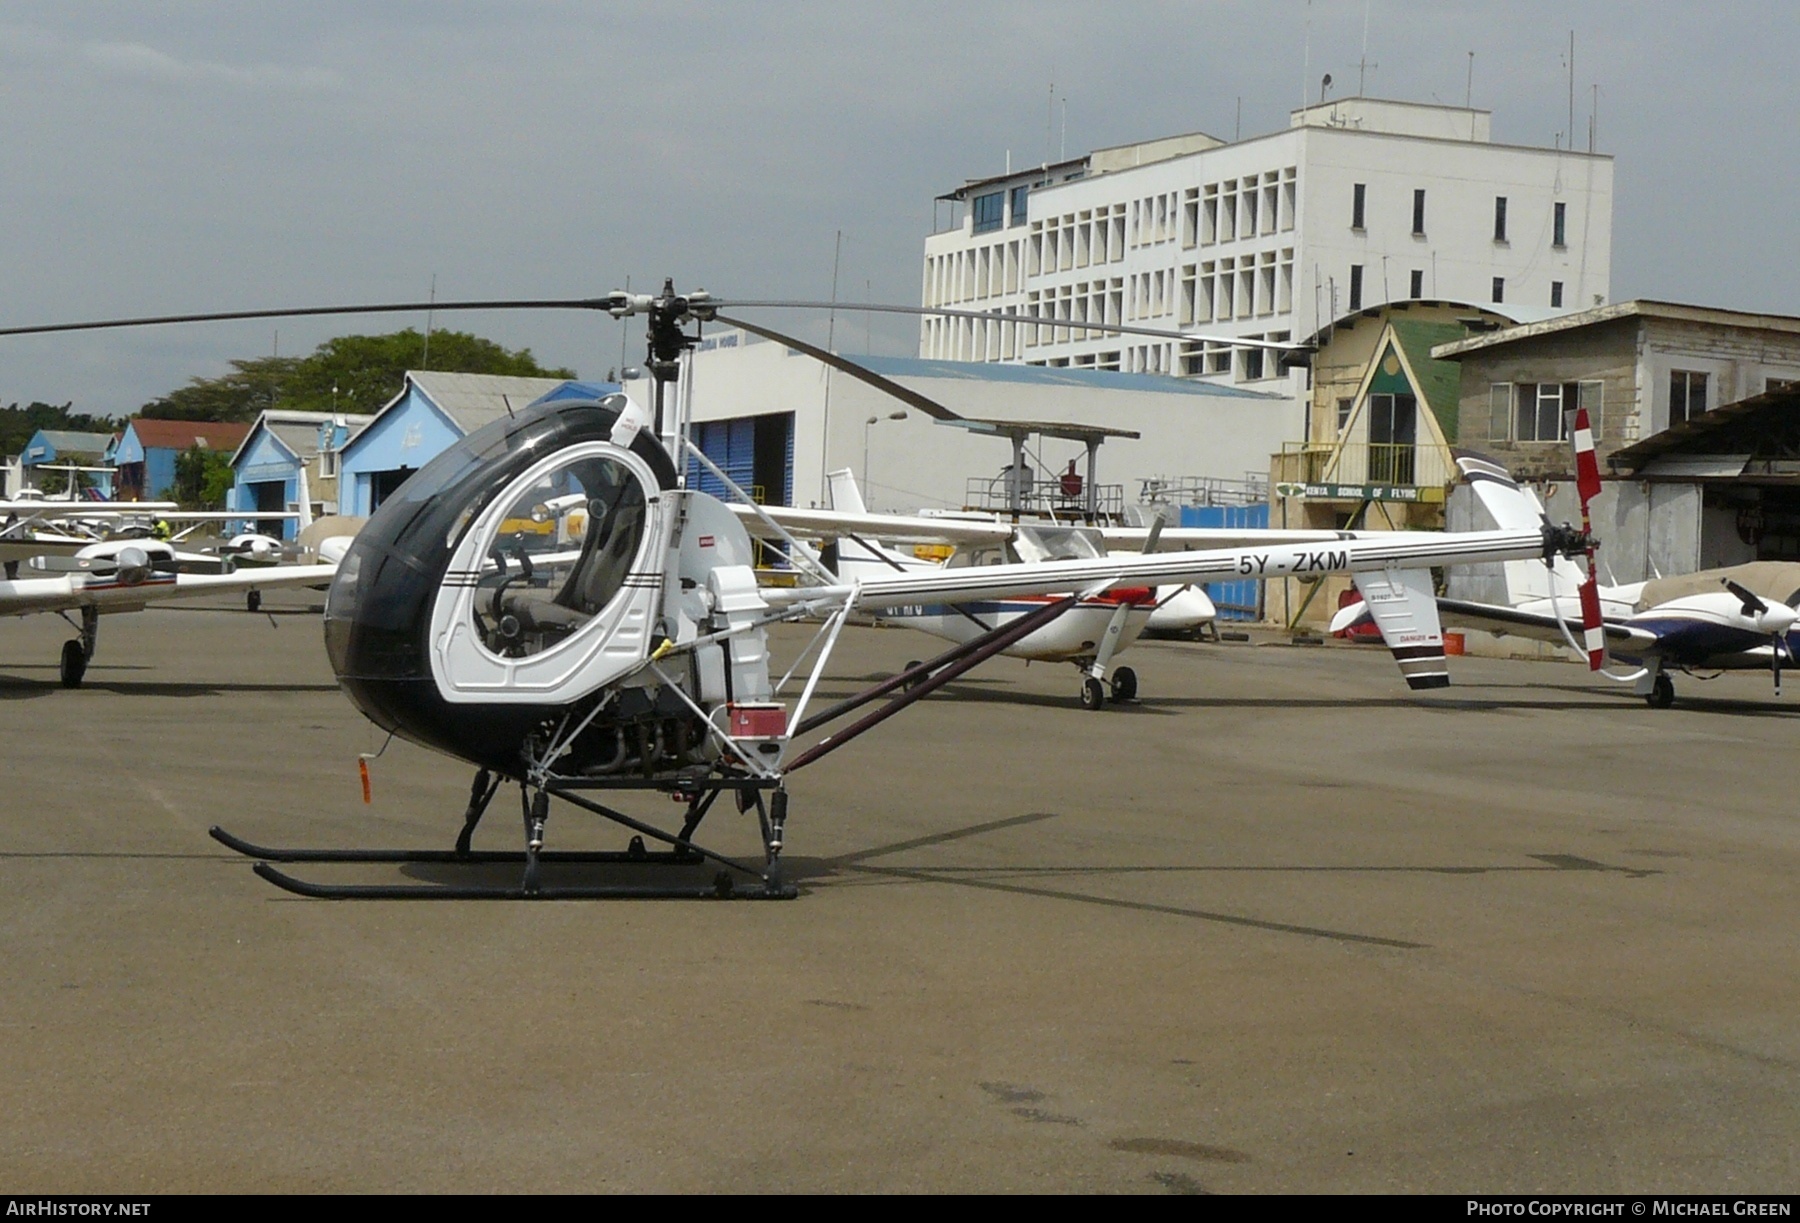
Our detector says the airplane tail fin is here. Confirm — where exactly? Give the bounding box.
[294,464,315,539]
[1350,567,1449,689]
[1455,451,1583,608]
[826,468,867,514]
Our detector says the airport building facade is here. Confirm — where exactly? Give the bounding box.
[921,97,1612,389]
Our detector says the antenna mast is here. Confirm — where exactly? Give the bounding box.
[1568,31,1576,149]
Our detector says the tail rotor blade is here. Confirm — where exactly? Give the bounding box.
[1570,407,1606,670]
[1577,576,1606,671]
[1571,407,1603,509]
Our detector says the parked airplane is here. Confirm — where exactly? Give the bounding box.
[1332,454,1800,707]
[3,533,338,686]
[738,470,1224,707]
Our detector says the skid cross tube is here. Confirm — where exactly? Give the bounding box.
[784,594,1080,772]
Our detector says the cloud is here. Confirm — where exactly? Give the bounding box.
[0,24,342,92]
[79,39,343,91]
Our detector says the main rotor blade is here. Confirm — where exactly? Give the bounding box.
[710,312,964,422]
[0,298,616,338]
[715,299,1306,352]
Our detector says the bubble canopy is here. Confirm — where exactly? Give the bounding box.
[324,395,677,771]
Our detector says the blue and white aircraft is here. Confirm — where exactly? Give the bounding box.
[1334,456,1800,708]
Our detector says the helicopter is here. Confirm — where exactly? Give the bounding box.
[4,283,1599,899]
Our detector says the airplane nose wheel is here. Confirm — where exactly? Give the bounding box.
[59,639,88,688]
[1080,676,1106,710]
[1646,673,1675,709]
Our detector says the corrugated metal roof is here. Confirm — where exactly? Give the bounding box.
[126,419,252,452]
[30,430,113,456]
[407,371,572,433]
[1433,299,1800,362]
[855,356,1277,400]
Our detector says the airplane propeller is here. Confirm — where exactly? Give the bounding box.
[1722,577,1800,696]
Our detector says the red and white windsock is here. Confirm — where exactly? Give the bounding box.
[1572,407,1606,671]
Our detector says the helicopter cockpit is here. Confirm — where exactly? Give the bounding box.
[324,393,678,769]
[472,456,648,659]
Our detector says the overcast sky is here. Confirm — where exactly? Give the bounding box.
[2,1,1795,418]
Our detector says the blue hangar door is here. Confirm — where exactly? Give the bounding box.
[1179,503,1269,620]
[687,412,792,507]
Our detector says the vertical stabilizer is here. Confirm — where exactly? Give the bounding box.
[294,464,315,537]
[826,468,867,514]
[1456,454,1582,607]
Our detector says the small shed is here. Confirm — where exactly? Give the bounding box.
[336,373,613,516]
[112,419,251,501]
[227,410,371,538]
[20,429,116,497]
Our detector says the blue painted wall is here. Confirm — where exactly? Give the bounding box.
[1179,503,1270,619]
[20,430,115,497]
[227,427,300,538]
[336,391,464,516]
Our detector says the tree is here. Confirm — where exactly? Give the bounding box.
[0,401,116,457]
[172,444,235,510]
[140,329,577,423]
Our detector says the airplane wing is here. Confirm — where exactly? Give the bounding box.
[1435,598,1660,653]
[0,536,90,562]
[0,500,180,516]
[729,503,1014,545]
[765,527,1559,613]
[0,563,337,617]
[1334,595,1659,654]
[152,564,338,596]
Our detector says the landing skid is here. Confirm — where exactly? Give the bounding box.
[210,767,796,900]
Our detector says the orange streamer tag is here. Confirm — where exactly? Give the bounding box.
[358,757,372,804]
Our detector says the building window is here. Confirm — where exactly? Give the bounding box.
[1409,269,1424,299]
[320,451,340,479]
[972,192,1004,234]
[1352,183,1366,230]
[1348,264,1364,311]
[1009,184,1029,227]
[1669,370,1710,427]
[1491,277,1505,304]
[1553,201,1567,248]
[1412,188,1426,236]
[1507,381,1602,442]
[1767,378,1800,394]
[1336,397,1354,434]
[1242,345,1265,381]
[1550,281,1564,308]
[1494,196,1508,242]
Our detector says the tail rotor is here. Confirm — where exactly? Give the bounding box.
[1571,407,1607,671]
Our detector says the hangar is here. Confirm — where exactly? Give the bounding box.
[334,373,614,517]
[227,410,371,538]
[622,328,1295,516]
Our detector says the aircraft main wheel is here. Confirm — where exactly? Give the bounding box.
[1110,666,1138,702]
[902,660,924,691]
[247,590,262,613]
[1080,676,1105,710]
[1646,673,1675,709]
[59,639,88,688]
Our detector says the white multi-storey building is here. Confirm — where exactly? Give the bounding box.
[921,97,1613,386]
